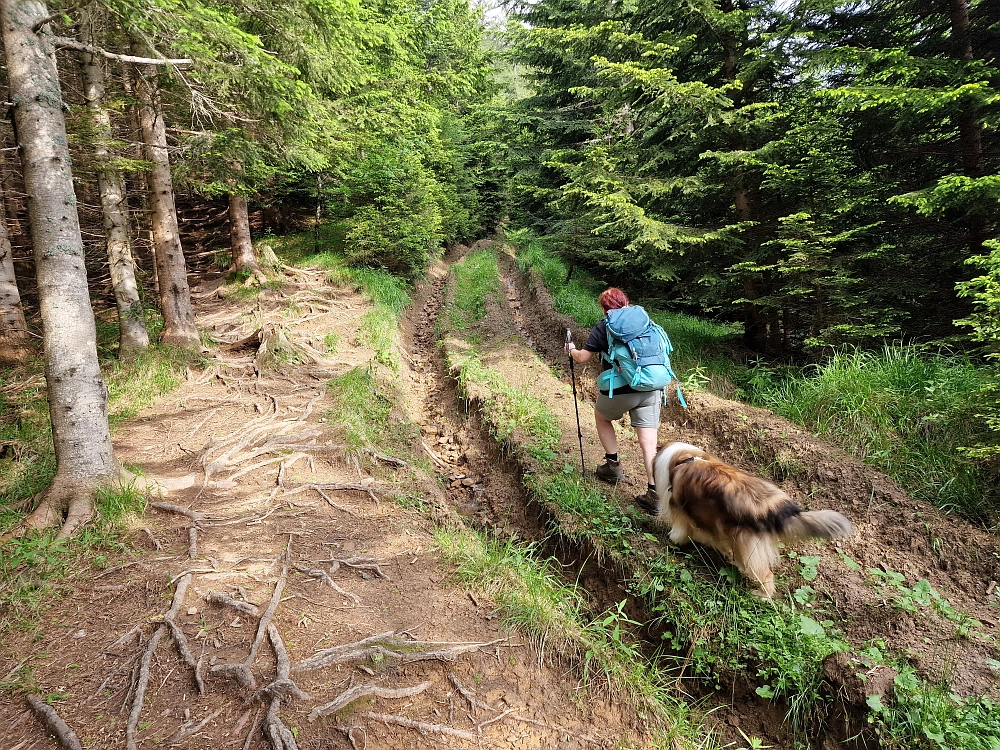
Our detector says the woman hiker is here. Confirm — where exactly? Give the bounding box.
[564,287,660,512]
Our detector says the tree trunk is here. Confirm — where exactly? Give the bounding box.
[80,9,149,358]
[1,0,117,537]
[131,45,199,348]
[950,0,983,178]
[0,200,30,364]
[229,193,263,280]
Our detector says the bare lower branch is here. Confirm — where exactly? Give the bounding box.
[25,695,83,750]
[308,681,432,721]
[51,37,192,65]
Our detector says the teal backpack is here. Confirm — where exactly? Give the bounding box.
[599,306,686,407]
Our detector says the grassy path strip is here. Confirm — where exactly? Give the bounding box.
[442,247,1000,749]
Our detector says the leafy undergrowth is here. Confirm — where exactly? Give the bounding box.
[739,346,996,526]
[444,245,1000,749]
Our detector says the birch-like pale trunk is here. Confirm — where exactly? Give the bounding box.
[1,0,117,537]
[131,46,199,348]
[80,9,149,358]
[229,193,264,280]
[0,202,30,364]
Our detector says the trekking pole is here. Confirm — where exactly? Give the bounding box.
[566,328,586,474]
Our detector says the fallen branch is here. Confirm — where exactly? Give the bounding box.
[420,440,450,470]
[362,448,407,468]
[363,711,478,742]
[308,681,432,721]
[25,695,83,750]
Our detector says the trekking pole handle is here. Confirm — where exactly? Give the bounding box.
[565,328,572,344]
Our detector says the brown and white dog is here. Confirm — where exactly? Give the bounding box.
[651,442,853,598]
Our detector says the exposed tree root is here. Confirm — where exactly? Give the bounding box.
[363,711,478,742]
[308,680,432,721]
[150,502,204,559]
[210,542,291,690]
[328,556,390,580]
[336,725,367,750]
[25,694,84,750]
[162,574,203,694]
[293,564,361,605]
[126,625,165,750]
[448,673,494,716]
[292,634,502,673]
[205,593,310,703]
[126,574,194,750]
[265,697,299,750]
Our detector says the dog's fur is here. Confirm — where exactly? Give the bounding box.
[651,442,853,597]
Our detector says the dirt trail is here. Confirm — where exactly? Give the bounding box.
[0,253,641,749]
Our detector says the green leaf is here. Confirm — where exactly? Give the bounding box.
[866,694,885,713]
[798,614,826,637]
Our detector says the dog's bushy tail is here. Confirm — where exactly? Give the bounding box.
[780,510,853,542]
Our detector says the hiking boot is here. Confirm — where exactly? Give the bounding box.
[635,487,660,517]
[595,459,624,484]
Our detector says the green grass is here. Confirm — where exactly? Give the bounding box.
[434,526,709,747]
[512,232,605,327]
[0,481,147,635]
[446,250,502,332]
[739,345,995,524]
[439,248,1000,746]
[450,353,560,462]
[324,366,417,459]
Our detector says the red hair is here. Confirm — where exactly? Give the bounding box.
[599,288,629,313]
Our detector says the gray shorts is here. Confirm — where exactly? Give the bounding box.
[595,390,662,428]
